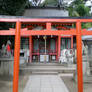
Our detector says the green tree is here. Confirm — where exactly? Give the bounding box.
[67,0,91,29]
[68,0,90,17]
[41,0,58,6]
[28,0,62,7]
[0,0,28,30]
[0,0,28,16]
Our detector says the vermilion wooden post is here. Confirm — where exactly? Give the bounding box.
[29,36,32,62]
[76,21,83,92]
[46,22,51,30]
[13,21,21,92]
[71,36,73,48]
[56,38,58,61]
[58,36,61,61]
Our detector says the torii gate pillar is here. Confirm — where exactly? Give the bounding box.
[76,21,83,92]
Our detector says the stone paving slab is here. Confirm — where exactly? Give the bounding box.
[23,75,69,92]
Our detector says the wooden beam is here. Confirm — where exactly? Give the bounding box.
[0,18,76,22]
[0,17,92,23]
[20,19,77,23]
[0,19,18,22]
[1,29,92,36]
[80,19,92,22]
[21,29,76,36]
[0,30,15,35]
[0,29,76,36]
[82,29,92,35]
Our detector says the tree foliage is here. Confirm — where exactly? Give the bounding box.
[0,0,28,16]
[0,0,28,30]
[67,0,91,29]
[28,0,63,7]
[68,0,90,17]
[76,4,90,16]
[41,0,58,6]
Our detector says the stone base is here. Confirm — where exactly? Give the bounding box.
[0,61,13,76]
[74,62,90,82]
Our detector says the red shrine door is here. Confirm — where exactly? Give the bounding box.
[32,36,57,62]
[61,36,73,50]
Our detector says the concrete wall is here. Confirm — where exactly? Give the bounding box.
[23,9,68,17]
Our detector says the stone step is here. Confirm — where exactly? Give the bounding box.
[83,75,92,83]
[25,62,66,66]
[31,71,58,75]
[58,73,74,77]
[20,66,76,75]
[20,64,76,69]
[20,63,76,75]
[20,63,76,68]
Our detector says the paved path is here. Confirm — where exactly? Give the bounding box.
[23,75,69,92]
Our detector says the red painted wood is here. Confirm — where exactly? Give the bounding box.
[0,30,15,35]
[76,21,83,92]
[71,36,73,48]
[46,23,51,30]
[1,17,92,92]
[1,29,92,36]
[0,18,92,23]
[29,36,32,62]
[0,29,76,36]
[58,36,61,60]
[13,21,21,92]
[56,37,58,61]
[82,29,92,35]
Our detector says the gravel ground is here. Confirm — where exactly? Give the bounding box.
[62,76,92,92]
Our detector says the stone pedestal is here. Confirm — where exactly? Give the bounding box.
[0,60,14,76]
[74,61,90,82]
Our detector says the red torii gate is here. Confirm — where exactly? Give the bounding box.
[0,16,92,92]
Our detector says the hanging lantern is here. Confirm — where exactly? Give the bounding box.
[37,35,39,38]
[43,36,47,40]
[51,35,53,38]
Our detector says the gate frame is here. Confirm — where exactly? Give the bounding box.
[0,17,92,92]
